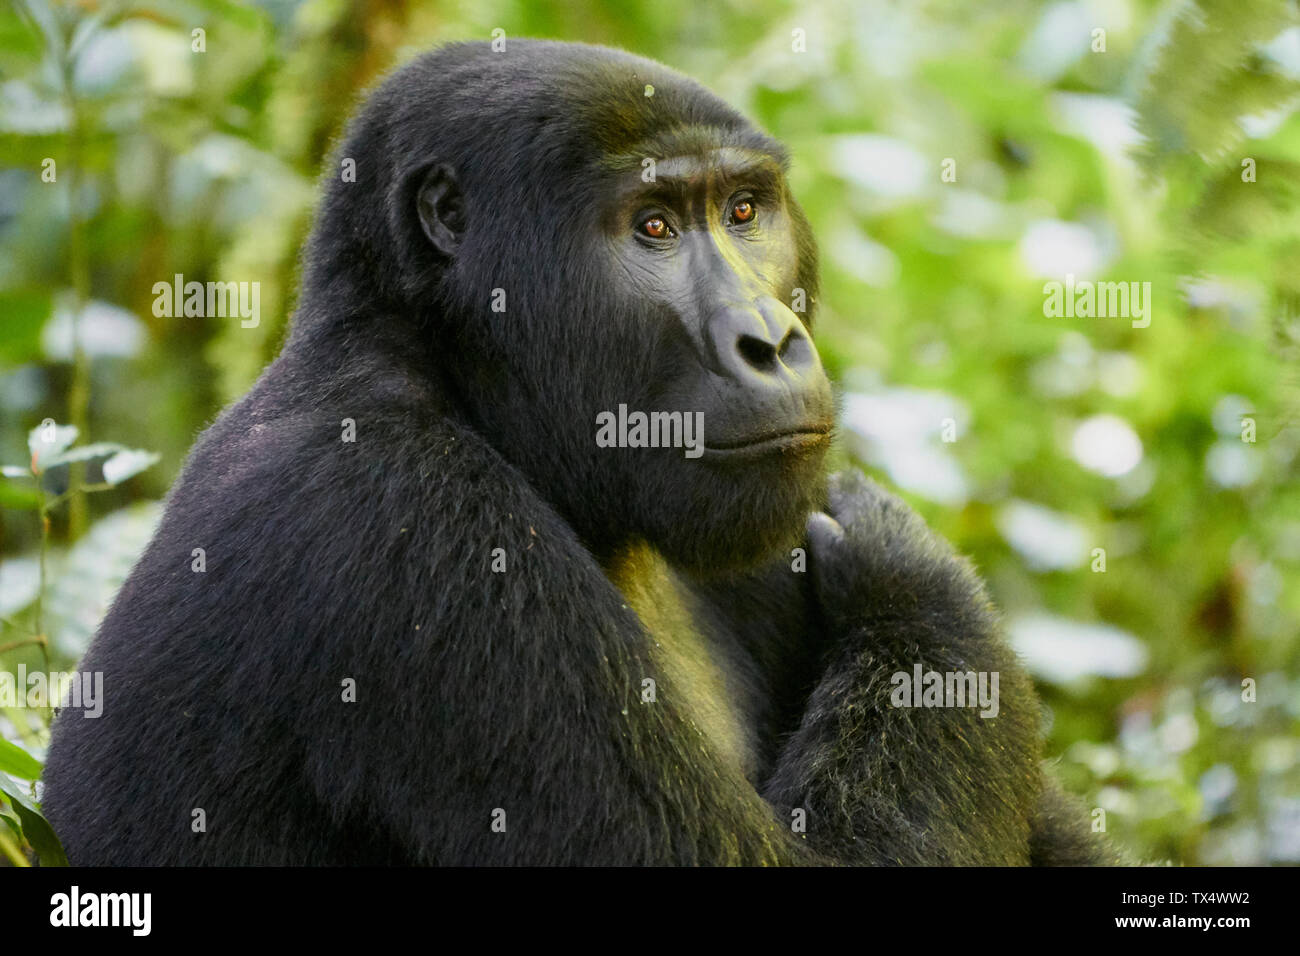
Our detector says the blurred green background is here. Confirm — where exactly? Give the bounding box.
[2,0,1299,866]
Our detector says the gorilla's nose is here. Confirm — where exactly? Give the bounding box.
[711,299,820,392]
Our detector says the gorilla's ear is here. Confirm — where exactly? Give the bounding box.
[416,164,466,257]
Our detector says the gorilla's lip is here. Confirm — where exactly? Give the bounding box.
[702,425,832,457]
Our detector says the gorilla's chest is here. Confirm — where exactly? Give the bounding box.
[605,545,763,783]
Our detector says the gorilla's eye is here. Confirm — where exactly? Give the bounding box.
[730,199,756,224]
[640,216,672,239]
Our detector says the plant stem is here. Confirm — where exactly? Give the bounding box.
[44,481,114,514]
[35,492,50,672]
[60,15,91,541]
[0,638,48,656]
[0,825,31,867]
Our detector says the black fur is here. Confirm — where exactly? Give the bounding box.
[41,40,1117,865]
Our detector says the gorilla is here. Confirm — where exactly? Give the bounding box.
[42,40,1116,865]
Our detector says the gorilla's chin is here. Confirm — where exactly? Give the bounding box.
[636,447,830,578]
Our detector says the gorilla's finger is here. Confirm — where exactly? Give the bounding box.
[806,510,845,560]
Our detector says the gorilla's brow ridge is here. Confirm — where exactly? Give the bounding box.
[612,151,785,209]
[602,124,790,174]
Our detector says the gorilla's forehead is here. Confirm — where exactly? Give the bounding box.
[401,40,787,169]
[562,64,787,167]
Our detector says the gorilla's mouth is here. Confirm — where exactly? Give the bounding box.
[702,425,832,458]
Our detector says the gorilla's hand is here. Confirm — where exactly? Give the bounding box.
[766,468,1043,864]
[805,469,970,632]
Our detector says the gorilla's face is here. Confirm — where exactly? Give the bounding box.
[588,144,834,571]
[411,50,833,573]
[603,147,832,457]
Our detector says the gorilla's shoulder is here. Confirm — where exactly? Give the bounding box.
[164,364,568,557]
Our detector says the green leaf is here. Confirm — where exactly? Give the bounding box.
[27,423,78,472]
[1134,0,1300,175]
[39,441,130,469]
[0,803,21,838]
[101,449,162,486]
[0,774,67,867]
[0,738,42,779]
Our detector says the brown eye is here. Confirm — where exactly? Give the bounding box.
[731,199,755,223]
[641,216,669,239]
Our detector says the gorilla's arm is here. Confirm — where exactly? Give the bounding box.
[302,424,1101,867]
[1031,777,1125,865]
[722,471,1110,864]
[266,408,819,865]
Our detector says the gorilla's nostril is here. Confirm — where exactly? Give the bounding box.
[777,328,797,359]
[737,334,778,370]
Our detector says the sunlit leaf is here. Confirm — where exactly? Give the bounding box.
[0,772,67,867]
[26,422,77,471]
[38,441,129,469]
[0,738,42,780]
[101,449,162,486]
